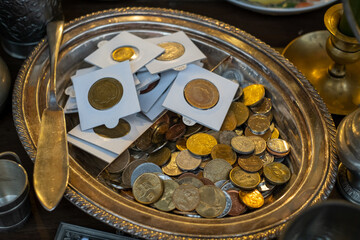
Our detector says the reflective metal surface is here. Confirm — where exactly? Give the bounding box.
[13,7,338,239]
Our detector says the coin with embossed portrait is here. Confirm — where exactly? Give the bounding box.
[263,162,291,185]
[88,77,123,110]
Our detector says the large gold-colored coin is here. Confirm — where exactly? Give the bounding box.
[237,155,263,173]
[93,118,131,138]
[88,77,123,110]
[153,179,179,212]
[211,144,237,165]
[162,152,183,177]
[184,79,219,110]
[203,158,232,183]
[186,132,217,156]
[147,147,171,166]
[156,42,185,61]
[239,189,264,209]
[230,166,261,190]
[173,184,200,212]
[175,149,202,171]
[263,162,291,185]
[195,185,226,218]
[112,46,137,62]
[220,110,237,131]
[132,173,164,204]
[229,102,250,126]
[242,84,265,107]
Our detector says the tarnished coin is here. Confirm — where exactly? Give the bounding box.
[203,159,232,183]
[230,166,261,190]
[244,127,272,141]
[175,150,202,171]
[231,136,255,154]
[267,138,291,154]
[219,130,237,146]
[130,162,162,187]
[152,122,169,144]
[94,119,131,138]
[239,189,264,209]
[186,133,217,156]
[211,144,237,165]
[229,102,249,127]
[247,114,271,135]
[135,128,153,151]
[162,152,183,177]
[217,191,232,218]
[250,97,272,115]
[148,147,171,166]
[153,179,179,212]
[220,110,237,131]
[226,190,247,216]
[121,159,147,188]
[175,138,187,151]
[133,173,164,204]
[112,46,138,62]
[165,123,186,141]
[263,162,291,185]
[271,127,280,139]
[173,184,200,212]
[195,185,226,218]
[156,42,185,61]
[259,151,274,166]
[184,79,219,110]
[237,155,263,173]
[177,176,204,188]
[242,84,265,107]
[248,136,267,155]
[106,149,130,174]
[88,77,123,110]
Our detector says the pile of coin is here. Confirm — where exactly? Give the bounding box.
[99,83,292,218]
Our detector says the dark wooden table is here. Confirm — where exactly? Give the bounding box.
[0,0,343,239]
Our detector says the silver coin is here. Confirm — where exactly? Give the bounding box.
[247,114,270,135]
[260,151,274,165]
[154,172,172,181]
[217,190,232,218]
[267,138,291,153]
[231,136,255,154]
[214,180,228,189]
[248,136,267,155]
[220,181,240,192]
[219,130,238,146]
[130,162,162,187]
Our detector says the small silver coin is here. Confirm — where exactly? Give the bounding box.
[130,162,162,187]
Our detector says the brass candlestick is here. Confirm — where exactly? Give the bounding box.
[283,4,360,115]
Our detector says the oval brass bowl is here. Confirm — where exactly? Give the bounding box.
[13,7,337,239]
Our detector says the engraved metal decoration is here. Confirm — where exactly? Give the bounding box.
[13,7,338,239]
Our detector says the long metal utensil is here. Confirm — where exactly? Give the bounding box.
[33,20,68,211]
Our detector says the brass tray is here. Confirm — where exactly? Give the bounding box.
[13,7,338,239]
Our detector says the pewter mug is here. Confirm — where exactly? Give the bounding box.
[0,152,31,231]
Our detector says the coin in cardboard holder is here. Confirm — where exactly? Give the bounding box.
[71,61,140,131]
[146,31,206,74]
[85,31,164,73]
[163,64,238,131]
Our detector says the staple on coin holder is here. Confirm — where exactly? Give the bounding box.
[138,70,177,113]
[85,31,164,73]
[162,64,238,131]
[145,31,206,74]
[71,61,140,131]
[67,113,153,163]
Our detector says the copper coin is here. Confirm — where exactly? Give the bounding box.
[134,128,153,151]
[88,77,123,110]
[133,173,164,204]
[226,190,247,216]
[175,138,187,151]
[93,118,131,138]
[112,46,138,62]
[184,123,203,138]
[156,42,185,61]
[178,172,198,180]
[229,101,249,127]
[237,155,263,173]
[140,80,160,94]
[173,184,200,212]
[166,123,186,141]
[184,79,219,110]
[199,177,215,186]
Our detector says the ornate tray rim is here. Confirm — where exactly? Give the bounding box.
[12,7,338,239]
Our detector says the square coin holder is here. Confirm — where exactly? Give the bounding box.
[138,70,177,112]
[68,113,153,163]
[84,31,164,73]
[142,86,171,121]
[145,31,206,74]
[162,64,238,131]
[71,61,140,131]
[135,71,160,91]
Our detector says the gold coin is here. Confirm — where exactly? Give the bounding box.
[132,173,164,204]
[88,78,123,110]
[247,114,271,135]
[229,166,261,190]
[211,144,237,165]
[184,79,219,110]
[186,132,217,156]
[244,127,272,141]
[271,127,280,139]
[203,159,232,183]
[229,102,250,126]
[230,136,255,154]
[153,179,179,212]
[267,138,291,154]
[239,189,264,209]
[156,42,185,61]
[175,138,187,151]
[248,136,267,155]
[148,147,171,166]
[220,110,237,131]
[237,155,263,173]
[195,185,226,218]
[93,118,131,138]
[250,97,272,115]
[263,162,291,185]
[242,84,265,107]
[112,46,137,62]
[173,184,200,212]
[162,152,183,177]
[177,176,204,188]
[175,149,202,171]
